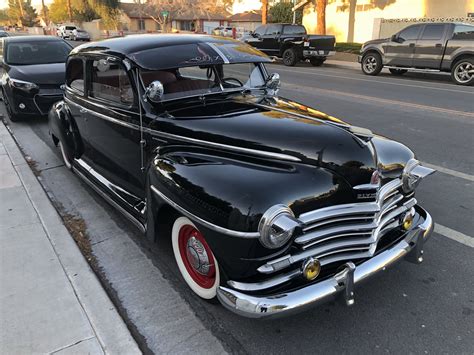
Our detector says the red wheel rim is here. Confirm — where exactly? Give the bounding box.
[178,225,216,289]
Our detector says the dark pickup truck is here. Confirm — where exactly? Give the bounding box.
[359,22,474,85]
[244,23,336,67]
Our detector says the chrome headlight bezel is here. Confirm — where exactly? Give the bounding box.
[258,204,300,249]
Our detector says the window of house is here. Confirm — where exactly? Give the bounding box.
[283,25,305,35]
[66,58,84,93]
[138,19,145,31]
[420,24,446,40]
[398,25,421,41]
[89,59,133,105]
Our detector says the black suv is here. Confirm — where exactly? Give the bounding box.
[244,23,335,66]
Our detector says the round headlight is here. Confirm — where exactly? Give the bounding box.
[258,205,300,249]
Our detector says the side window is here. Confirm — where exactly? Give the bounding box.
[398,25,421,41]
[453,24,474,39]
[89,59,133,105]
[265,25,281,35]
[254,25,266,36]
[66,58,84,93]
[283,25,306,35]
[420,24,445,40]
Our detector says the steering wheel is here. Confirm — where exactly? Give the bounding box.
[222,77,244,87]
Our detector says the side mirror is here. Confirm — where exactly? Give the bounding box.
[265,73,280,95]
[391,34,399,42]
[144,80,164,103]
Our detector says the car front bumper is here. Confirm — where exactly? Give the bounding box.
[217,207,433,318]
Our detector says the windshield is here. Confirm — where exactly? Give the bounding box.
[6,41,71,65]
[140,62,266,101]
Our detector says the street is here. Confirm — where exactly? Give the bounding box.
[2,61,473,354]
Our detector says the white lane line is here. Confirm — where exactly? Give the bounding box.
[273,65,474,94]
[421,162,474,182]
[435,224,474,248]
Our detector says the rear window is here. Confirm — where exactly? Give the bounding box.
[65,26,76,30]
[5,40,71,65]
[420,24,445,40]
[283,25,306,35]
[453,24,474,39]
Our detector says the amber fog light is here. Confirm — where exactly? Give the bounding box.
[302,257,321,281]
[402,208,415,230]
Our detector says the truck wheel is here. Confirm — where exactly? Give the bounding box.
[361,52,383,76]
[310,58,325,67]
[282,48,298,66]
[451,58,474,86]
[389,68,408,76]
[172,216,220,300]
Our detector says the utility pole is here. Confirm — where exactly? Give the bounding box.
[262,0,268,25]
[292,0,296,24]
[347,0,357,42]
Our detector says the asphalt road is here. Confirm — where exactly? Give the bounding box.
[2,61,473,354]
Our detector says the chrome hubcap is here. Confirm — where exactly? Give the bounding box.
[186,236,211,275]
[364,56,377,73]
[455,62,474,83]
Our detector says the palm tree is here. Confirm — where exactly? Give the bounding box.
[316,0,326,35]
[262,0,268,24]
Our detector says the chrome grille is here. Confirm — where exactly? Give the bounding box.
[258,178,415,274]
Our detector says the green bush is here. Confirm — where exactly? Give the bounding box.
[335,42,363,54]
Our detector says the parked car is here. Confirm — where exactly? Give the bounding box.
[49,34,434,318]
[0,30,9,38]
[244,23,336,66]
[212,26,234,37]
[0,36,72,121]
[57,25,77,39]
[70,28,90,41]
[359,22,474,85]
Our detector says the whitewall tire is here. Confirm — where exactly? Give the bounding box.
[171,216,220,299]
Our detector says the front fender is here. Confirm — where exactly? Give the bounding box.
[147,148,356,279]
[48,101,83,158]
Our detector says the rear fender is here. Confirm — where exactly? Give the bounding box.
[48,101,83,158]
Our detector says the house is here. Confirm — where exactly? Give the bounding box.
[119,3,161,32]
[301,0,474,43]
[171,9,230,34]
[229,10,262,32]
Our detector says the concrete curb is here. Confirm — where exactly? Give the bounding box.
[1,119,141,354]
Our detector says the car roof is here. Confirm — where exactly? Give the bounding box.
[70,34,271,70]
[4,35,64,43]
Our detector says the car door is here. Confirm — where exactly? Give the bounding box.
[82,56,145,202]
[383,24,422,67]
[412,23,448,69]
[260,24,282,54]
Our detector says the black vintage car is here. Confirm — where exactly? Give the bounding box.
[0,36,72,121]
[48,34,435,318]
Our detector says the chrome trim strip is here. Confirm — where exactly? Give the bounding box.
[228,269,301,292]
[217,208,433,318]
[207,42,230,64]
[148,131,301,162]
[150,185,260,238]
[73,159,146,233]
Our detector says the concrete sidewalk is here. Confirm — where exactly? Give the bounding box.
[0,119,141,354]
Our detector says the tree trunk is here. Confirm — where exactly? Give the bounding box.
[17,0,24,26]
[262,0,268,25]
[316,0,326,35]
[347,0,357,42]
[41,0,49,26]
[66,0,72,22]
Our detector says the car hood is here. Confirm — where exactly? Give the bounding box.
[363,38,389,46]
[153,96,382,187]
[7,63,66,85]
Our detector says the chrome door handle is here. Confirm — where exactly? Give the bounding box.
[80,108,88,113]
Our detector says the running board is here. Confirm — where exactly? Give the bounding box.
[73,158,146,233]
[385,66,441,73]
